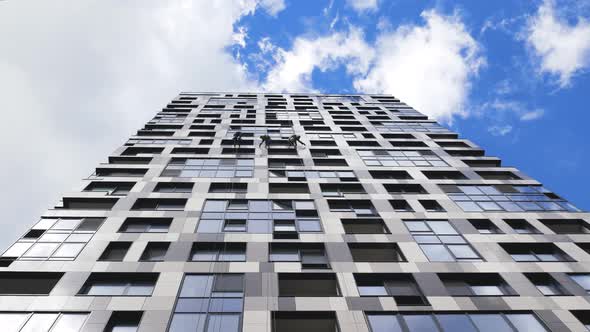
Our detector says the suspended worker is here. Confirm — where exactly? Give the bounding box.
[232,131,243,149]
[259,134,272,148]
[288,134,306,149]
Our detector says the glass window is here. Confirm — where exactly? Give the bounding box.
[180,275,213,298]
[471,285,503,296]
[2,313,29,331]
[367,314,403,332]
[76,218,104,231]
[203,200,227,212]
[359,285,388,296]
[436,314,477,332]
[427,222,457,235]
[421,245,454,262]
[127,283,154,296]
[270,248,299,262]
[3,242,33,257]
[570,274,590,292]
[447,245,479,260]
[86,283,127,296]
[206,314,240,332]
[224,220,246,232]
[197,220,223,233]
[52,219,81,230]
[294,201,315,210]
[20,313,59,332]
[470,314,512,332]
[51,313,88,332]
[506,314,547,332]
[250,201,271,212]
[33,219,56,230]
[24,243,59,257]
[297,219,322,232]
[403,314,438,332]
[52,243,85,258]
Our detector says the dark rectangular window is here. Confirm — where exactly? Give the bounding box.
[501,243,573,262]
[108,156,152,164]
[119,218,171,233]
[0,272,63,295]
[348,243,405,262]
[390,200,414,212]
[190,243,246,262]
[355,274,428,305]
[140,242,169,261]
[422,170,466,180]
[320,183,366,196]
[105,311,143,332]
[131,198,186,211]
[369,170,412,179]
[384,184,426,194]
[539,219,590,234]
[154,182,194,193]
[572,311,590,330]
[269,183,310,194]
[439,273,515,296]
[272,311,338,332]
[121,147,164,156]
[99,242,131,261]
[79,273,158,296]
[341,218,390,234]
[270,243,329,269]
[84,182,134,195]
[313,158,348,166]
[208,183,248,193]
[504,219,540,234]
[62,198,118,210]
[278,273,340,297]
[419,200,445,212]
[469,219,502,234]
[525,273,570,296]
[95,167,147,177]
[476,171,521,180]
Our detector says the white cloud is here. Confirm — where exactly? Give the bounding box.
[258,10,484,121]
[347,0,379,13]
[520,109,545,121]
[478,99,545,121]
[330,12,340,30]
[354,10,486,122]
[263,28,374,92]
[525,0,590,87]
[0,0,281,250]
[233,26,248,48]
[488,125,513,136]
[260,0,286,16]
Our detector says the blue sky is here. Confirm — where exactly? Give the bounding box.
[0,0,589,248]
[236,0,590,210]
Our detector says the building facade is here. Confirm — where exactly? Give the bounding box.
[1,92,589,331]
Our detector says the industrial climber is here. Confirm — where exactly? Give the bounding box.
[232,131,243,149]
[259,134,272,148]
[288,134,306,149]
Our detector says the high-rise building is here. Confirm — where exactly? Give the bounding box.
[0,92,588,332]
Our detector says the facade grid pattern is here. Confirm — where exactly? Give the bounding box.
[0,92,588,332]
